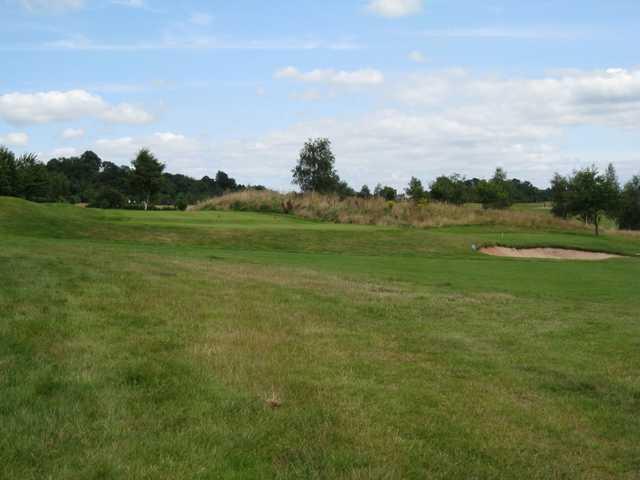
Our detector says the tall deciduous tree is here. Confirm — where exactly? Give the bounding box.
[550,173,571,218]
[617,175,640,230]
[215,170,237,192]
[552,165,620,236]
[477,168,514,209]
[377,185,397,201]
[0,146,18,196]
[358,185,371,198]
[405,177,427,201]
[430,174,467,205]
[16,153,50,201]
[292,138,341,193]
[131,149,165,210]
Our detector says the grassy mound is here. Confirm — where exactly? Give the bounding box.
[195,190,585,231]
[0,196,105,238]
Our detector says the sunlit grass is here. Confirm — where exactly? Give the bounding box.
[1,197,639,479]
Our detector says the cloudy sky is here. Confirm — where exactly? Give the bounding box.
[2,0,640,189]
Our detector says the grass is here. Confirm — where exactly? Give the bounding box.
[1,196,640,479]
[194,190,587,231]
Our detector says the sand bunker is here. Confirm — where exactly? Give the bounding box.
[480,246,621,261]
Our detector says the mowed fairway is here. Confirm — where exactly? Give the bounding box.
[1,197,640,479]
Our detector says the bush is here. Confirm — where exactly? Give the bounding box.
[89,187,127,209]
[175,196,188,211]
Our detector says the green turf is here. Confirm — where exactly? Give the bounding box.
[1,197,639,479]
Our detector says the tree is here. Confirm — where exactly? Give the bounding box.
[292,138,341,193]
[430,175,467,205]
[215,171,237,192]
[358,185,371,198]
[376,185,397,201]
[89,187,127,209]
[617,175,640,230]
[603,163,621,219]
[477,168,514,209]
[79,151,102,177]
[48,171,72,201]
[46,151,102,202]
[405,177,427,201]
[509,178,543,202]
[15,153,50,201]
[175,194,189,211]
[562,165,620,236]
[131,149,165,210]
[336,180,356,198]
[0,146,18,196]
[100,161,131,193]
[0,144,242,207]
[550,173,571,218]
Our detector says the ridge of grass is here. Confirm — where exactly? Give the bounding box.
[194,190,588,232]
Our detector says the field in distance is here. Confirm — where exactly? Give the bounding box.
[1,196,639,479]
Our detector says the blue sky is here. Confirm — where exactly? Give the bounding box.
[1,0,639,189]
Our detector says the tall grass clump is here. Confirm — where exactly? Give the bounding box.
[195,190,586,231]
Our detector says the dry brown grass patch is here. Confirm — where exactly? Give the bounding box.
[195,190,586,231]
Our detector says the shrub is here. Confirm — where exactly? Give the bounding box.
[175,196,188,211]
[89,187,127,209]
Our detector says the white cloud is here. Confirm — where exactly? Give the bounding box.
[275,67,384,87]
[395,68,640,128]
[83,68,640,189]
[19,0,84,11]
[418,27,586,40]
[100,103,154,124]
[112,0,145,7]
[290,90,325,102]
[61,127,85,139]
[22,68,639,190]
[50,147,78,157]
[408,50,427,63]
[32,35,361,52]
[94,132,205,171]
[0,90,154,126]
[190,12,212,26]
[94,136,135,155]
[367,0,424,18]
[207,68,640,189]
[0,132,29,147]
[208,110,563,190]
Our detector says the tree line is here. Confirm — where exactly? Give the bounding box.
[2,137,639,233]
[292,138,550,203]
[549,165,640,235]
[292,138,640,234]
[0,146,247,210]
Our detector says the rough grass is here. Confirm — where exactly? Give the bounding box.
[1,197,640,479]
[195,190,586,231]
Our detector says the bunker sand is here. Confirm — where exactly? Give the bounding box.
[480,246,621,261]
